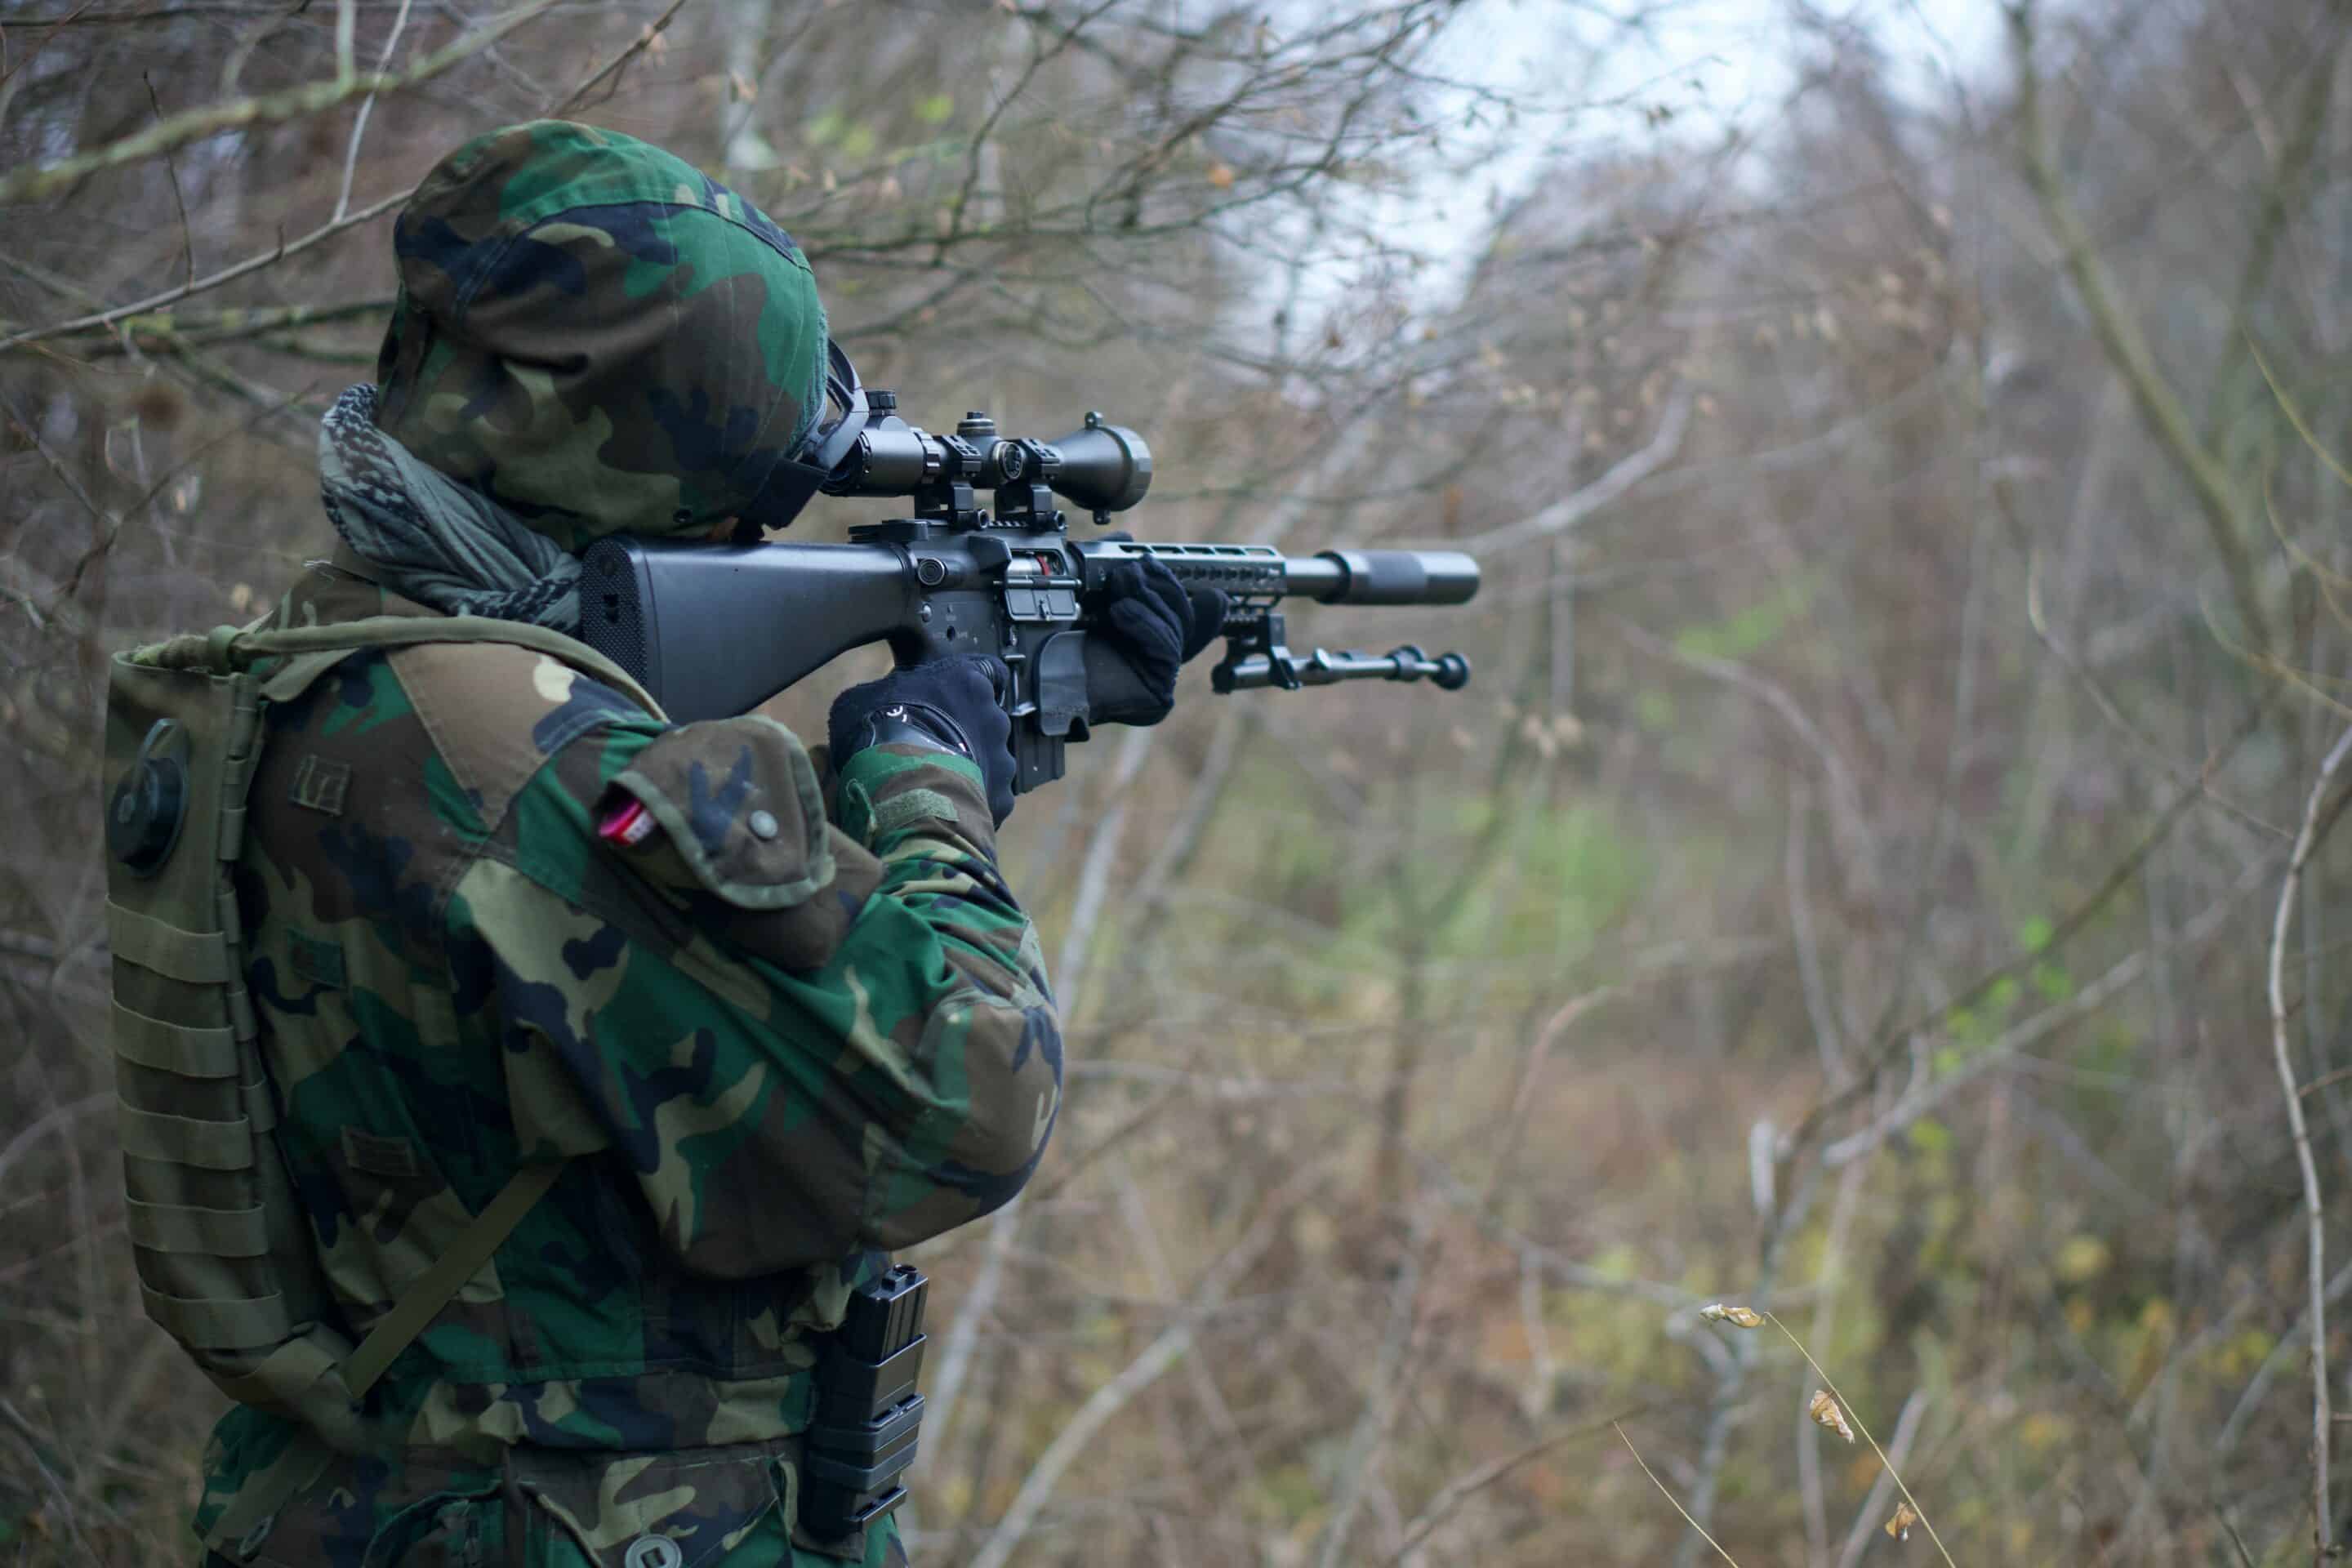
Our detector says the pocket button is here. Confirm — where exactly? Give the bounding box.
[624,1536,684,1568]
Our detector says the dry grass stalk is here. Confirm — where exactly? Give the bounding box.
[1701,1304,1958,1566]
[1613,1421,1743,1568]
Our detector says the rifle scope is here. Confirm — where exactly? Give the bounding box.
[822,397,1151,519]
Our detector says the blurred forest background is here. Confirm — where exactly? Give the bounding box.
[7,0,2352,1561]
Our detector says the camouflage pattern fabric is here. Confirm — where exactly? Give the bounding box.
[194,549,1060,1565]
[373,120,831,548]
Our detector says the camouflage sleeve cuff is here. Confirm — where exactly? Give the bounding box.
[833,745,999,858]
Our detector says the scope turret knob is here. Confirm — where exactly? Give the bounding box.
[868,389,898,413]
[958,412,997,441]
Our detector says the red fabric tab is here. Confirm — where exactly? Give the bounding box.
[597,796,658,848]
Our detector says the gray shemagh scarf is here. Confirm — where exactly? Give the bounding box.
[318,384,581,630]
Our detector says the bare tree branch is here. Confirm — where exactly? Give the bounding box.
[2268,722,2352,1554]
[0,0,563,207]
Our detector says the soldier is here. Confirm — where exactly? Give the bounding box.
[151,121,1221,1566]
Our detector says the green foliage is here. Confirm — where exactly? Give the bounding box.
[1670,572,1818,662]
[1431,799,1646,960]
[801,109,879,162]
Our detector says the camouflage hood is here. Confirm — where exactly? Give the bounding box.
[371,119,831,550]
[319,381,584,627]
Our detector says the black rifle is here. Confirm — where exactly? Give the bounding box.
[578,391,1479,792]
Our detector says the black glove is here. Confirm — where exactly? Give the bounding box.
[828,656,1018,828]
[1085,555,1227,727]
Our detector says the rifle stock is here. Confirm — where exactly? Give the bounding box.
[581,541,915,722]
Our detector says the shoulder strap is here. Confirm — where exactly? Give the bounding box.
[136,615,668,723]
[203,1158,571,1555]
[341,1158,570,1399]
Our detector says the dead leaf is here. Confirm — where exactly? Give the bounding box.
[1885,1501,1918,1540]
[1699,1303,1764,1329]
[1807,1389,1854,1443]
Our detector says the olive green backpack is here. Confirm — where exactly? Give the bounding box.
[101,615,662,1526]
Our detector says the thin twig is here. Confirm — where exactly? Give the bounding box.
[0,0,564,206]
[0,0,93,87]
[1383,1418,1624,1565]
[333,0,416,221]
[2269,723,2352,1554]
[1783,696,2273,1167]
[16,299,395,356]
[1310,1214,1428,1568]
[0,387,109,526]
[548,0,692,116]
[1609,613,1881,897]
[1,0,693,356]
[2301,1064,2352,1100]
[0,191,412,353]
[140,73,195,290]
[963,1160,1339,1568]
[2251,336,2352,494]
[1614,1423,1742,1566]
[1454,389,1691,556]
[2009,1,2266,649]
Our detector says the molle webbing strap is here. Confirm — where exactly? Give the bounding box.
[118,1102,254,1170]
[141,1285,292,1350]
[127,1197,270,1257]
[105,902,231,984]
[111,1001,239,1077]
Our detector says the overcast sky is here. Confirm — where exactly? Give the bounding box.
[1381,0,2012,296]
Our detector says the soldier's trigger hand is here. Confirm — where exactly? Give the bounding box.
[591,716,884,972]
[828,656,1018,828]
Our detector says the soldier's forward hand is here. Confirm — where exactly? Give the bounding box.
[1085,554,1227,726]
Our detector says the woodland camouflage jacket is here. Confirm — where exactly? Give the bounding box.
[193,550,1062,1566]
